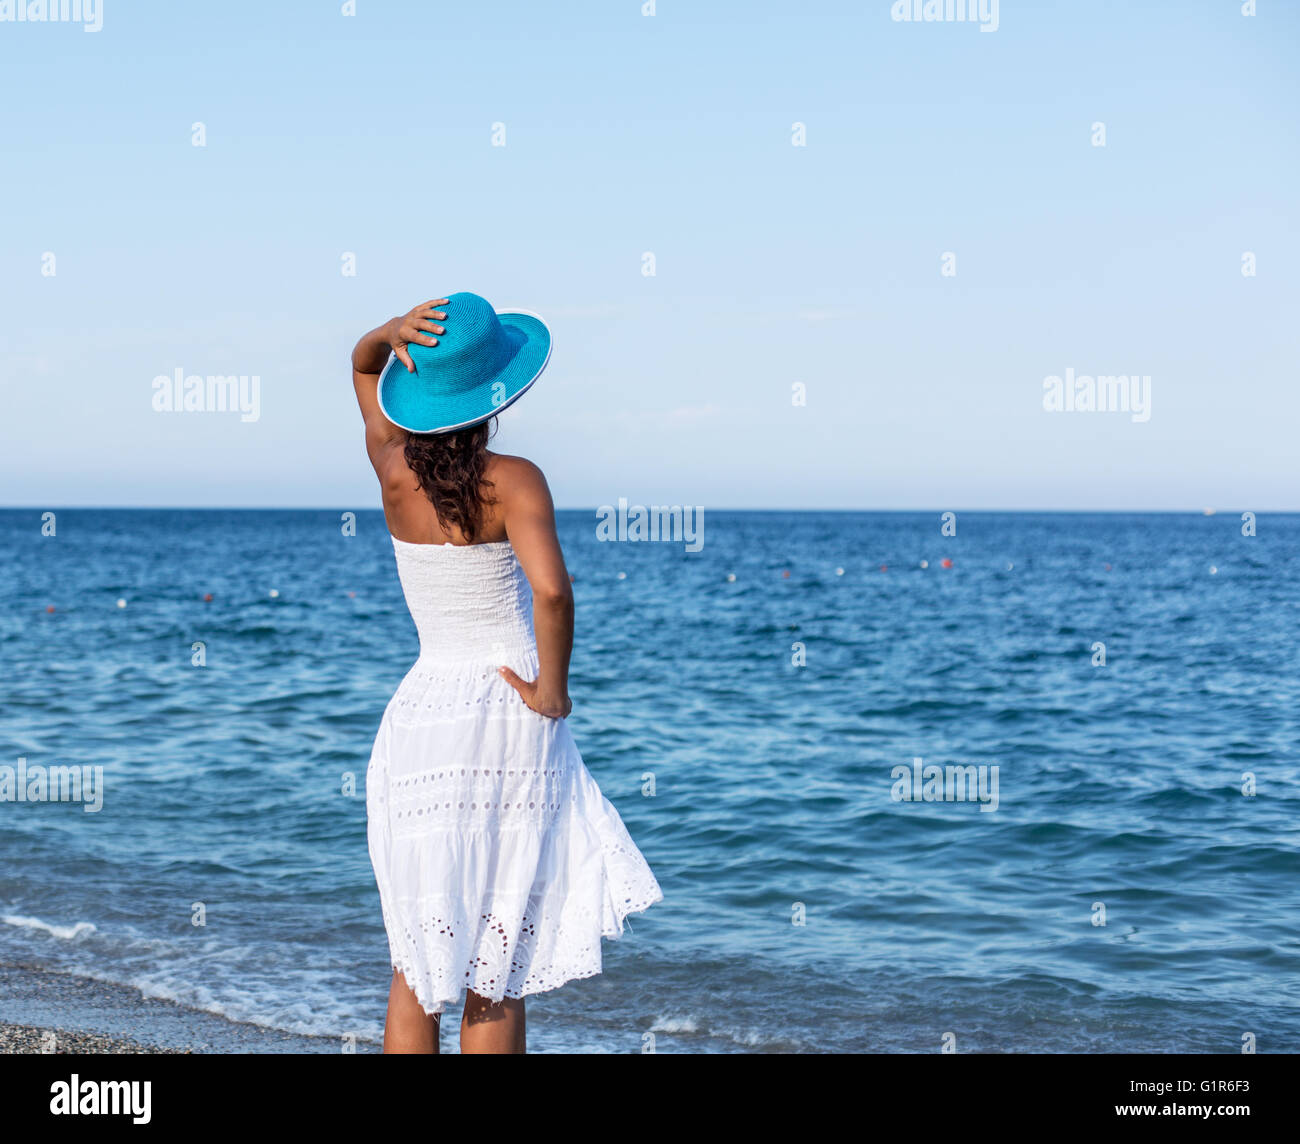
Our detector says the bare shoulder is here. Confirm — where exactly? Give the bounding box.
[488,454,567,580]
[486,453,553,505]
[377,442,415,499]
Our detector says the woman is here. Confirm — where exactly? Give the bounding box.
[352,292,662,1054]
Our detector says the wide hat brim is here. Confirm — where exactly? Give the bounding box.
[377,309,552,434]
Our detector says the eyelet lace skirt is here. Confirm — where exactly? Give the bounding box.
[366,649,663,1015]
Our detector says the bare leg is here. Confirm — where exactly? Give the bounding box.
[383,970,440,1054]
[460,990,526,1054]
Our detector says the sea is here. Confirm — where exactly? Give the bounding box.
[1,509,1297,1053]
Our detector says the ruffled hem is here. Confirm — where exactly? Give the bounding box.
[387,871,664,1017]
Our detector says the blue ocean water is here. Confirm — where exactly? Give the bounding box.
[0,508,1297,1053]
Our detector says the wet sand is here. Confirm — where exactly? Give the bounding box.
[0,962,355,1054]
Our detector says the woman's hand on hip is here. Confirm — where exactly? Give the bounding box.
[498,667,572,719]
[386,300,449,372]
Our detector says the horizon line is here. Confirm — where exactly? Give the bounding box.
[0,505,1286,515]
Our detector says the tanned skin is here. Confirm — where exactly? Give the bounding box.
[351,299,575,1054]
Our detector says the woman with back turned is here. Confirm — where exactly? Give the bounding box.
[351,293,662,1054]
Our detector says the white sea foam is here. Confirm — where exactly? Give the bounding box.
[651,1014,701,1034]
[2,914,96,941]
[651,1013,786,1048]
[112,969,381,1043]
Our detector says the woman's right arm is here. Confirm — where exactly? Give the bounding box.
[351,300,448,467]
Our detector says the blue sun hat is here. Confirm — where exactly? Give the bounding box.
[377,292,552,434]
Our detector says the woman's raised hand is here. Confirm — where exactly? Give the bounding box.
[386,300,449,372]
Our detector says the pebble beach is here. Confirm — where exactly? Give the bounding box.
[0,1022,182,1055]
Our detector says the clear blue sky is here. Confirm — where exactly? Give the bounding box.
[1,0,1296,509]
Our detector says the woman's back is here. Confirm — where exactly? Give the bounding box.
[379,450,515,547]
[389,535,535,667]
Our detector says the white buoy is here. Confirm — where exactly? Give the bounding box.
[920,560,929,569]
[726,573,736,582]
[1006,563,1014,571]
[1209,566,1218,575]
[269,589,280,598]
[116,598,127,609]
[834,567,844,576]
[616,572,627,580]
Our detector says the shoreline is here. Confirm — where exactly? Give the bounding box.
[0,962,356,1055]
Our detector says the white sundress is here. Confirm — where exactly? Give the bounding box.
[366,535,663,1015]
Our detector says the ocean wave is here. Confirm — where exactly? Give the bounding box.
[2,915,97,941]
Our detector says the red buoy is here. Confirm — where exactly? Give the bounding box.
[941,558,953,569]
[203,593,214,602]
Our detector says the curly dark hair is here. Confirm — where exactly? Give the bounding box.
[402,419,498,542]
